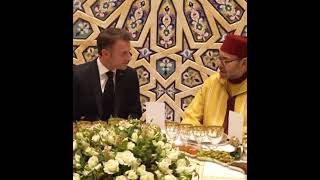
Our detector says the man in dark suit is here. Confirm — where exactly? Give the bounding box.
[73,28,142,121]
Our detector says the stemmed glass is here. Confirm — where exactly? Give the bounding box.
[165,121,179,143]
[206,126,224,149]
[178,124,192,145]
[192,126,207,149]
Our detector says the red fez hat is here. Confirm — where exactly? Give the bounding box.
[220,34,247,58]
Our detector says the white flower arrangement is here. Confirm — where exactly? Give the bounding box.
[73,119,198,180]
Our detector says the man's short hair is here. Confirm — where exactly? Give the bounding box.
[96,28,132,55]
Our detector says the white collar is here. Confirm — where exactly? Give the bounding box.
[97,57,116,76]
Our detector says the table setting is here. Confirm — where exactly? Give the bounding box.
[165,121,247,179]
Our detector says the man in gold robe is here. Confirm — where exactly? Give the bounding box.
[181,34,247,134]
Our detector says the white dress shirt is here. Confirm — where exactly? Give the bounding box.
[97,58,116,93]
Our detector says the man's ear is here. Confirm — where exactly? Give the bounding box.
[241,58,247,72]
[241,58,247,66]
[101,48,111,57]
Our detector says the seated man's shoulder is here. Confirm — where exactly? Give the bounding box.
[74,61,95,72]
[206,72,220,82]
[122,67,138,76]
[126,66,136,73]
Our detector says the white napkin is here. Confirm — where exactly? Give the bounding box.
[228,111,244,143]
[145,102,165,130]
[202,161,246,178]
[215,144,236,152]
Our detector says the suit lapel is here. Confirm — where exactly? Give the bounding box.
[90,60,104,119]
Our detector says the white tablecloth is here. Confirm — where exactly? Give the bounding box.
[189,158,247,180]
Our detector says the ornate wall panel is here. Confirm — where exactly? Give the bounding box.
[73,0,247,122]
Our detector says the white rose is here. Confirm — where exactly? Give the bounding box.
[131,132,138,142]
[103,145,112,152]
[115,175,127,180]
[176,166,185,174]
[75,163,81,168]
[75,132,84,139]
[125,170,138,179]
[115,152,124,164]
[73,173,80,180]
[125,123,133,129]
[103,159,119,174]
[88,156,99,169]
[109,151,116,159]
[158,141,165,149]
[164,143,172,150]
[176,165,195,174]
[94,163,102,170]
[74,154,81,162]
[119,120,133,129]
[163,174,177,180]
[140,172,154,180]
[85,147,99,156]
[91,123,100,129]
[157,158,172,174]
[107,134,116,144]
[92,134,100,142]
[76,163,82,169]
[83,131,91,137]
[153,141,165,149]
[73,155,81,169]
[131,158,141,169]
[127,142,135,150]
[137,164,146,175]
[154,170,163,179]
[80,140,90,148]
[146,129,155,138]
[167,149,179,161]
[99,130,108,137]
[82,170,90,176]
[176,159,187,168]
[73,140,77,151]
[116,151,136,166]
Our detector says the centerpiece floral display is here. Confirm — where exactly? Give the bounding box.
[73,118,198,180]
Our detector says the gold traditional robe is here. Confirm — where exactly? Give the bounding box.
[182,73,247,132]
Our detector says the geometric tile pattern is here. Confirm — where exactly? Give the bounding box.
[73,0,247,122]
[200,49,220,71]
[124,0,150,41]
[208,0,245,24]
[157,0,176,48]
[135,65,150,86]
[182,67,203,88]
[184,0,213,42]
[156,57,176,80]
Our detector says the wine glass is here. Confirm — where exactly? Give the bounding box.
[206,126,224,149]
[192,126,207,149]
[178,124,192,145]
[165,121,179,143]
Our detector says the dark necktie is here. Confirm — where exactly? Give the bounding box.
[102,71,114,120]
